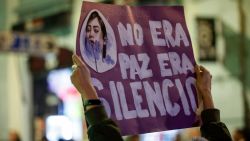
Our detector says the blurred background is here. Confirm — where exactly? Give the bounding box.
[0,0,249,141]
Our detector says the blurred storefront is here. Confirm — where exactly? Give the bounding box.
[0,0,250,141]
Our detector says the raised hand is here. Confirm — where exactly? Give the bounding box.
[195,65,214,109]
[71,54,99,100]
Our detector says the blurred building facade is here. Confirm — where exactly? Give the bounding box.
[0,0,250,140]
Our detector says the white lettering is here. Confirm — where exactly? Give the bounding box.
[138,54,153,78]
[162,79,180,116]
[92,78,111,117]
[130,55,141,79]
[109,81,123,120]
[117,82,137,119]
[157,53,173,77]
[117,22,134,46]
[143,81,166,117]
[169,52,183,75]
[162,20,175,47]
[175,23,189,47]
[119,53,153,80]
[149,20,190,47]
[106,78,197,119]
[149,20,166,46]
[133,23,144,46]
[118,53,130,79]
[185,77,197,112]
[182,53,194,74]
[130,82,149,118]
[175,79,190,115]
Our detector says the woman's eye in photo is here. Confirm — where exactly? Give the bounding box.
[94,29,99,33]
[86,26,91,32]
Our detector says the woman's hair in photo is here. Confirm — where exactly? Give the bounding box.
[87,11,107,58]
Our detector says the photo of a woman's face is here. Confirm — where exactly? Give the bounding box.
[80,10,117,73]
[86,17,104,47]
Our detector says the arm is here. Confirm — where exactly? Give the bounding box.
[71,54,123,141]
[195,65,232,141]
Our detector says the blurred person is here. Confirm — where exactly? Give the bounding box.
[233,128,246,141]
[58,138,74,141]
[34,117,47,141]
[125,135,140,141]
[174,133,181,141]
[8,130,21,141]
[192,137,208,141]
[70,54,233,141]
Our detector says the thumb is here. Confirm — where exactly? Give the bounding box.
[72,54,84,67]
[194,65,199,71]
[195,65,202,81]
[195,65,200,74]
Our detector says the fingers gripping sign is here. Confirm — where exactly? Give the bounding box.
[195,65,212,95]
[195,65,214,110]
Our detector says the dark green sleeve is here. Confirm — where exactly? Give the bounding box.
[200,109,233,141]
[85,106,124,141]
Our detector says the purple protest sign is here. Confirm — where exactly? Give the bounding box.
[76,1,199,135]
